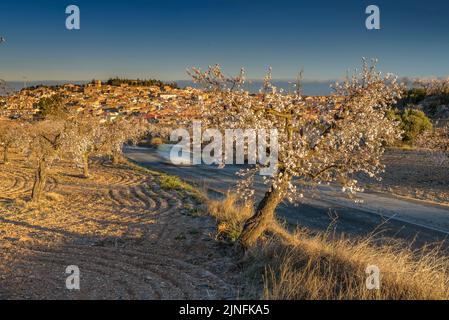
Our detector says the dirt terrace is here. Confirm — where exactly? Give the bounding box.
[0,156,239,299]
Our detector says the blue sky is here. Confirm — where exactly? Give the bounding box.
[0,0,448,81]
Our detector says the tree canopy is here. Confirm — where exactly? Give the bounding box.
[104,77,178,89]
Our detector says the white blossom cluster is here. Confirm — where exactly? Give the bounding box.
[413,77,449,96]
[416,125,449,165]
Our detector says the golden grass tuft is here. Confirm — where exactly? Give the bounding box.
[209,194,449,299]
[207,193,253,242]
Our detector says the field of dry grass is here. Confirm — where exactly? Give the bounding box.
[208,195,449,300]
[0,154,237,299]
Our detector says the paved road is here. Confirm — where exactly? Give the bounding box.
[125,146,449,249]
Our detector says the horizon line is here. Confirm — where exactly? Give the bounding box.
[4,78,341,83]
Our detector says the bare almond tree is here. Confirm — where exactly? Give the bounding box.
[188,60,404,248]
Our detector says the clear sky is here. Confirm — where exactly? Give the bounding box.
[0,0,448,81]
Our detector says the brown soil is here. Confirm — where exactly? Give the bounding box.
[0,156,238,299]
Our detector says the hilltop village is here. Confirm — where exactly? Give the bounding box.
[0,80,209,124]
[0,80,329,124]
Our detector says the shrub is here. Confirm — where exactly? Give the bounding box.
[387,108,433,144]
[404,88,427,104]
[160,175,184,190]
[35,94,67,119]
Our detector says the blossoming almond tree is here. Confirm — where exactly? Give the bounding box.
[64,113,106,178]
[25,120,67,202]
[188,60,404,248]
[416,125,449,165]
[64,114,150,177]
[414,77,449,96]
[97,116,150,165]
[20,115,149,202]
[0,119,28,164]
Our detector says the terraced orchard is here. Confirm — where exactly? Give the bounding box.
[0,156,237,299]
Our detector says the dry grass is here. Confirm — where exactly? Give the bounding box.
[207,193,253,242]
[208,195,449,300]
[259,231,449,300]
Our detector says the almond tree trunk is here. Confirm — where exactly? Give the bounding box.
[31,159,48,202]
[3,145,8,164]
[83,152,90,178]
[239,174,291,248]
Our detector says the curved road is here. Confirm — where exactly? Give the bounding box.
[125,146,449,249]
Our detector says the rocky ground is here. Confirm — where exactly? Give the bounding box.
[0,156,240,299]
